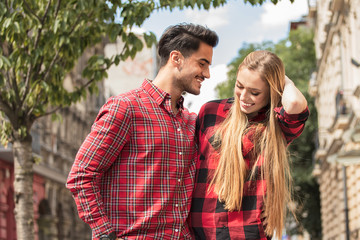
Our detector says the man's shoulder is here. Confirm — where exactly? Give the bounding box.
[98,88,145,117]
[109,87,144,104]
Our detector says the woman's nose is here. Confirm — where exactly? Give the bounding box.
[240,89,249,101]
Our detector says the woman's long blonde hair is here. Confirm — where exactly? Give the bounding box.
[210,50,292,239]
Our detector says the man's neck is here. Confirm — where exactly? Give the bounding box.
[152,70,182,113]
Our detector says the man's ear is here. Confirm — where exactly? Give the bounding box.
[169,50,182,66]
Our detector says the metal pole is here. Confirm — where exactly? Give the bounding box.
[342,165,350,240]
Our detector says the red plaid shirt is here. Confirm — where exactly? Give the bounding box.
[66,79,197,240]
[189,98,309,240]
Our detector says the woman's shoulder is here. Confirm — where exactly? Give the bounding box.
[199,97,233,114]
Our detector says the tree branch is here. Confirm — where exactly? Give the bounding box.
[81,77,97,89]
[42,49,61,82]
[22,64,33,104]
[22,1,42,22]
[41,0,52,23]
[37,105,63,119]
[25,93,45,121]
[4,0,9,11]
[5,71,12,90]
[68,11,91,36]
[54,0,62,18]
[10,70,22,106]
[32,56,44,81]
[42,10,92,84]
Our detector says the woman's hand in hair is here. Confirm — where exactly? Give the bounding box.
[281,75,308,114]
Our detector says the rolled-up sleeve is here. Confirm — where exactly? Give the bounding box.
[274,106,309,144]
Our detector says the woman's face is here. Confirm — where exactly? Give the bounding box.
[235,67,270,118]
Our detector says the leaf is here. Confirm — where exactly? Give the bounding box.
[3,18,11,28]
[51,113,62,122]
[114,55,120,65]
[0,55,11,68]
[134,37,143,51]
[143,32,157,48]
[54,19,61,33]
[13,22,21,33]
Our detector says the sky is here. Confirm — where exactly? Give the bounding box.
[140,0,309,113]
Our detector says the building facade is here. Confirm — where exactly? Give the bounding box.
[309,0,360,239]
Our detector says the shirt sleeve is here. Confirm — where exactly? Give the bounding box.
[274,106,310,144]
[66,96,132,237]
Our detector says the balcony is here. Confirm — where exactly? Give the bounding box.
[336,147,360,166]
[333,114,352,130]
[353,85,360,98]
[315,148,327,160]
[329,0,343,11]
[331,90,353,131]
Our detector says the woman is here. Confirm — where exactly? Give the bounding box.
[189,50,309,240]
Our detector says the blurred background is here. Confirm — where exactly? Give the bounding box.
[1,0,359,239]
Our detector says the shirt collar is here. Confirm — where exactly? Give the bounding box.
[249,106,269,122]
[141,79,185,110]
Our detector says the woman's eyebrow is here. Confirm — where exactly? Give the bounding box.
[236,80,262,92]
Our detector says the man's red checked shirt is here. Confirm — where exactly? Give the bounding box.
[66,79,197,240]
[189,98,309,240]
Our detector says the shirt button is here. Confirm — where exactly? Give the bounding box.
[177,128,181,131]
[178,179,181,182]
[179,152,182,155]
[175,229,179,233]
[175,204,179,207]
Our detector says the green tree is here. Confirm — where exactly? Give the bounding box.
[0,0,291,239]
[215,27,321,239]
[276,27,321,240]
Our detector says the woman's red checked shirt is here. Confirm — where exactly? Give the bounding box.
[189,98,309,240]
[66,79,197,240]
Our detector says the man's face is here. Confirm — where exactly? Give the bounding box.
[176,42,213,95]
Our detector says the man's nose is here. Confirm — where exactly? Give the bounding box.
[203,67,210,79]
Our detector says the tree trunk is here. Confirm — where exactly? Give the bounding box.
[13,136,35,240]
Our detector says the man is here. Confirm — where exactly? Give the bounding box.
[66,23,218,240]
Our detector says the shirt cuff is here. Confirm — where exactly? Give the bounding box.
[274,106,309,121]
[90,217,114,239]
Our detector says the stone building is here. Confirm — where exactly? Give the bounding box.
[309,0,360,239]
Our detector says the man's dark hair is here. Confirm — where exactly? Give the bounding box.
[157,23,219,67]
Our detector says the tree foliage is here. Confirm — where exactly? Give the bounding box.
[215,27,322,239]
[277,28,321,240]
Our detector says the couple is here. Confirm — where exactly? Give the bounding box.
[66,23,309,240]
